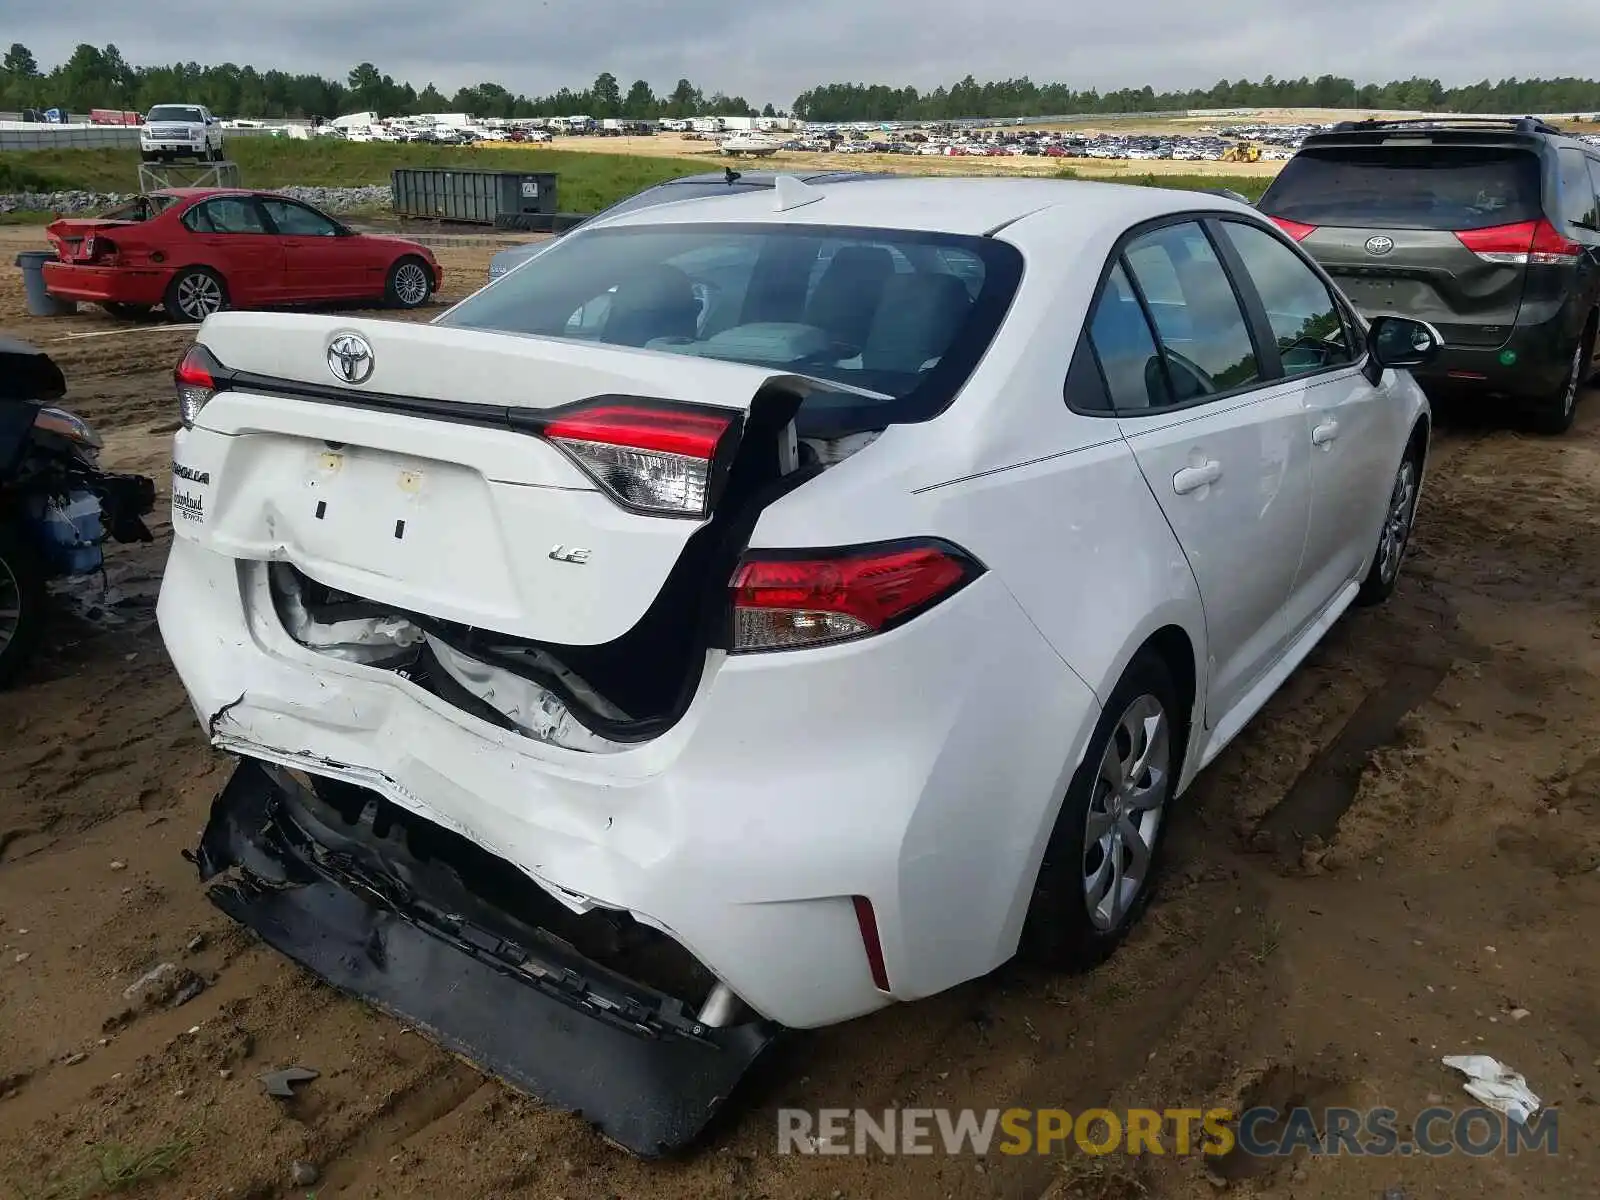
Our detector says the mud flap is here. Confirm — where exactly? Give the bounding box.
[192,759,777,1157]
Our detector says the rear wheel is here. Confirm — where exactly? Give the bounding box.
[0,523,46,690]
[385,257,434,309]
[164,267,228,323]
[1020,652,1181,970]
[1528,326,1593,436]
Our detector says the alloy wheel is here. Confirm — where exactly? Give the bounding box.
[1559,340,1583,421]
[177,273,223,320]
[394,263,430,306]
[1083,693,1170,931]
[1377,459,1418,585]
[0,554,21,659]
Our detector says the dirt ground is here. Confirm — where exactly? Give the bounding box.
[2,220,1598,1200]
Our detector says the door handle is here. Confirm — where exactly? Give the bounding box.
[1311,418,1340,446]
[1172,460,1222,495]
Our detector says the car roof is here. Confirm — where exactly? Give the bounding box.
[661,169,890,187]
[595,175,1247,237]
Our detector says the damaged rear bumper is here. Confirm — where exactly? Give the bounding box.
[193,758,778,1157]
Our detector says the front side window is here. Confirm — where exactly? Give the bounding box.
[184,198,268,234]
[440,223,1024,428]
[1121,222,1261,402]
[1221,221,1355,377]
[261,199,341,237]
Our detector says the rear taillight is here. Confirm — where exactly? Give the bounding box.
[174,344,229,428]
[1270,217,1317,242]
[538,401,738,518]
[1455,219,1582,266]
[729,538,983,653]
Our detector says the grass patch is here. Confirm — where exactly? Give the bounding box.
[0,210,56,225]
[14,1126,197,1200]
[0,160,71,192]
[0,140,709,211]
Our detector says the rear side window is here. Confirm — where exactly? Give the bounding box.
[1590,160,1600,222]
[1558,149,1600,229]
[1260,146,1544,231]
[1087,263,1169,410]
[1121,223,1261,401]
[184,198,267,234]
[1220,222,1355,377]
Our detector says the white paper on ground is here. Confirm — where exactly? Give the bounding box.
[1441,1055,1541,1124]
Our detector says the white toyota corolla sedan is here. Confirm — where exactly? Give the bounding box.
[159,176,1437,1154]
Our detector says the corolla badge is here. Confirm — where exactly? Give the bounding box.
[327,333,375,384]
[1364,235,1395,256]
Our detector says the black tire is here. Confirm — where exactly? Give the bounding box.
[210,144,225,163]
[0,522,47,691]
[385,256,434,309]
[1528,324,1593,436]
[163,266,228,323]
[1020,651,1183,970]
[1355,437,1424,608]
[100,302,152,320]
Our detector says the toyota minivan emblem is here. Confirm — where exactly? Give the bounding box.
[1364,235,1395,256]
[327,334,374,384]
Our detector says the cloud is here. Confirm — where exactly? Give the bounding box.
[8,0,1597,111]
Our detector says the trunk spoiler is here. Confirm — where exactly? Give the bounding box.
[190,760,778,1156]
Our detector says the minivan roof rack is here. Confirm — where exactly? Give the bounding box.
[1327,115,1563,136]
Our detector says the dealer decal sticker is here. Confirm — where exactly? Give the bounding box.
[173,459,210,522]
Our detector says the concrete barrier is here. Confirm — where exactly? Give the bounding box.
[0,125,284,152]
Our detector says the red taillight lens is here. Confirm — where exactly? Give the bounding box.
[1270,217,1317,242]
[540,401,738,518]
[174,344,227,428]
[1455,219,1581,266]
[729,539,981,652]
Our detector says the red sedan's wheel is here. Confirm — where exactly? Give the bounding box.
[164,267,228,323]
[386,257,434,309]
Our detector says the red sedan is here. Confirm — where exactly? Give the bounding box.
[42,189,443,322]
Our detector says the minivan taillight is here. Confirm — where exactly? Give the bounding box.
[729,539,984,653]
[174,344,230,428]
[540,401,738,518]
[1454,219,1582,265]
[1270,217,1317,242]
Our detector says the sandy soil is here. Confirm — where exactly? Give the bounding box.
[2,221,1599,1200]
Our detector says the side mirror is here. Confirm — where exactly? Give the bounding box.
[1366,315,1442,380]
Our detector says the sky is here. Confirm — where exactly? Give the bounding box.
[9,0,1600,109]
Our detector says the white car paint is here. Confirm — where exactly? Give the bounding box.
[157,177,1430,1030]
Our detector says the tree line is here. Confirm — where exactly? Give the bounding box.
[6,43,1600,125]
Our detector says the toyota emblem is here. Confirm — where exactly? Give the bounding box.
[1364,235,1395,256]
[327,333,374,385]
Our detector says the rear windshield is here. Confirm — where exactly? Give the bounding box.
[1260,146,1544,231]
[440,223,1024,429]
[148,106,204,123]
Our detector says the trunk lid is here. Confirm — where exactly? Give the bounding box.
[1261,142,1546,347]
[183,312,813,647]
[46,218,135,262]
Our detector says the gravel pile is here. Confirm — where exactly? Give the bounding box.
[0,185,394,216]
